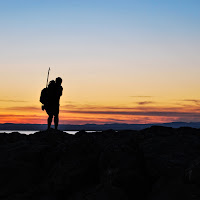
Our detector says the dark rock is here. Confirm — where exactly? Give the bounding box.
[0,126,200,199]
[185,156,200,184]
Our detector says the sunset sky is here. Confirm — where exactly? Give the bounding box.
[0,0,200,124]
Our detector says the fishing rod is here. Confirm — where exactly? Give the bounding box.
[46,67,50,88]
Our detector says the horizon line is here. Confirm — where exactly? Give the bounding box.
[1,122,200,125]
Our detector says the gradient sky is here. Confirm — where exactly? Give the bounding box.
[0,0,200,124]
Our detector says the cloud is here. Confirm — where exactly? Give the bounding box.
[62,109,200,118]
[62,104,158,111]
[0,99,27,103]
[137,101,154,105]
[4,103,200,118]
[64,101,76,104]
[0,114,41,118]
[182,99,200,104]
[61,104,187,113]
[62,104,78,109]
[0,114,28,118]
[0,114,44,124]
[130,96,153,98]
[61,102,200,118]
[2,102,200,124]
[6,106,40,111]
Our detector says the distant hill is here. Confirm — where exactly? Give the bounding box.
[1,122,200,131]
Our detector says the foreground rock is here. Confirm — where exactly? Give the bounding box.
[0,126,200,199]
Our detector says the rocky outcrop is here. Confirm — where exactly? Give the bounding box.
[0,126,200,199]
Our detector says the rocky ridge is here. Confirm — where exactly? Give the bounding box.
[0,126,200,199]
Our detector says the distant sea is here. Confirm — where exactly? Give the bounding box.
[0,130,79,135]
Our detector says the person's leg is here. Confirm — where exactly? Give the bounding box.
[54,114,59,130]
[48,114,53,129]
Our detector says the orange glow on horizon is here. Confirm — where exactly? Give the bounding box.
[1,101,200,124]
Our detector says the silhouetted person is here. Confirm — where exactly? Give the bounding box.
[45,77,63,130]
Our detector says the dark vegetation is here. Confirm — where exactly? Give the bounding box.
[0,126,200,199]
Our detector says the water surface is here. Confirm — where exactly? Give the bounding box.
[0,130,78,135]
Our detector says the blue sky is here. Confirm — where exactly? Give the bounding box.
[0,0,200,124]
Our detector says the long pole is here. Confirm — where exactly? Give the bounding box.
[46,67,50,88]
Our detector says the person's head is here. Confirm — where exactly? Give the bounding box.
[56,77,62,85]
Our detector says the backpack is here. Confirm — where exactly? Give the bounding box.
[40,87,48,104]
